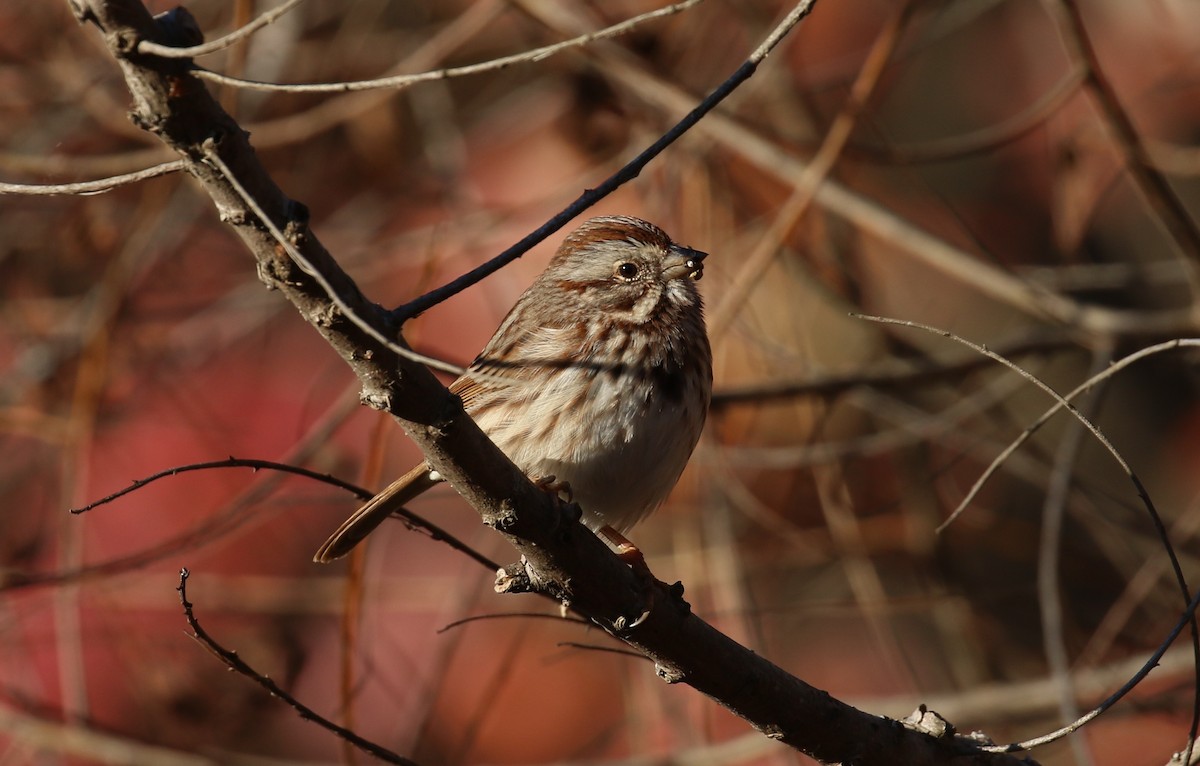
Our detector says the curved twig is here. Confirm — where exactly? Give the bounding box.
[70,457,369,513]
[0,160,185,196]
[858,316,1199,755]
[68,455,502,573]
[391,1,819,322]
[194,0,704,93]
[178,568,418,765]
[136,0,307,59]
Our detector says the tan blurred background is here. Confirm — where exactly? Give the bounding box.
[3,0,1200,764]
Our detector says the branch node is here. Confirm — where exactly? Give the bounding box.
[312,302,340,328]
[110,30,141,55]
[199,133,227,161]
[283,200,310,245]
[654,662,686,684]
[495,561,534,594]
[255,255,284,290]
[902,705,954,739]
[487,499,519,531]
[614,606,651,632]
[223,209,252,227]
[760,725,786,741]
[359,389,391,411]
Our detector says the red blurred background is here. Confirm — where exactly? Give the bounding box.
[3,1,1200,764]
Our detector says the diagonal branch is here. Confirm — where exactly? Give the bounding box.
[68,1,1037,763]
[391,1,818,322]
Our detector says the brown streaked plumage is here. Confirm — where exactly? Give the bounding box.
[314,215,712,563]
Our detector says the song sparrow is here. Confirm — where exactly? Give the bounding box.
[314,216,712,563]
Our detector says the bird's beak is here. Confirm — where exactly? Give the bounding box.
[664,245,707,281]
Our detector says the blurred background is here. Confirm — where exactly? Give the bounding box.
[3,0,1200,763]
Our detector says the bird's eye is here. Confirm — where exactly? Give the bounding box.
[616,262,639,281]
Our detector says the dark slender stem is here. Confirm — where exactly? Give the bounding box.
[70,457,503,573]
[70,457,371,513]
[391,60,757,322]
[178,569,420,766]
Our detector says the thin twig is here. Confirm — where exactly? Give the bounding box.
[72,1,1042,760]
[195,0,704,93]
[582,36,1195,339]
[5,391,364,592]
[857,316,1148,535]
[0,160,185,196]
[858,316,1200,754]
[710,2,917,338]
[555,642,648,660]
[1037,347,1111,766]
[987,582,1200,754]
[717,354,1029,469]
[710,336,1069,408]
[0,147,175,178]
[200,142,465,377]
[177,569,419,766]
[69,454,503,573]
[70,457,370,513]
[221,1,505,150]
[391,0,819,322]
[438,612,590,634]
[137,0,306,58]
[1080,497,1200,667]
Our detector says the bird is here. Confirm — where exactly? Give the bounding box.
[314,215,712,564]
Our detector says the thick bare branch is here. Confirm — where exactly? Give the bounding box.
[68,1,1037,763]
